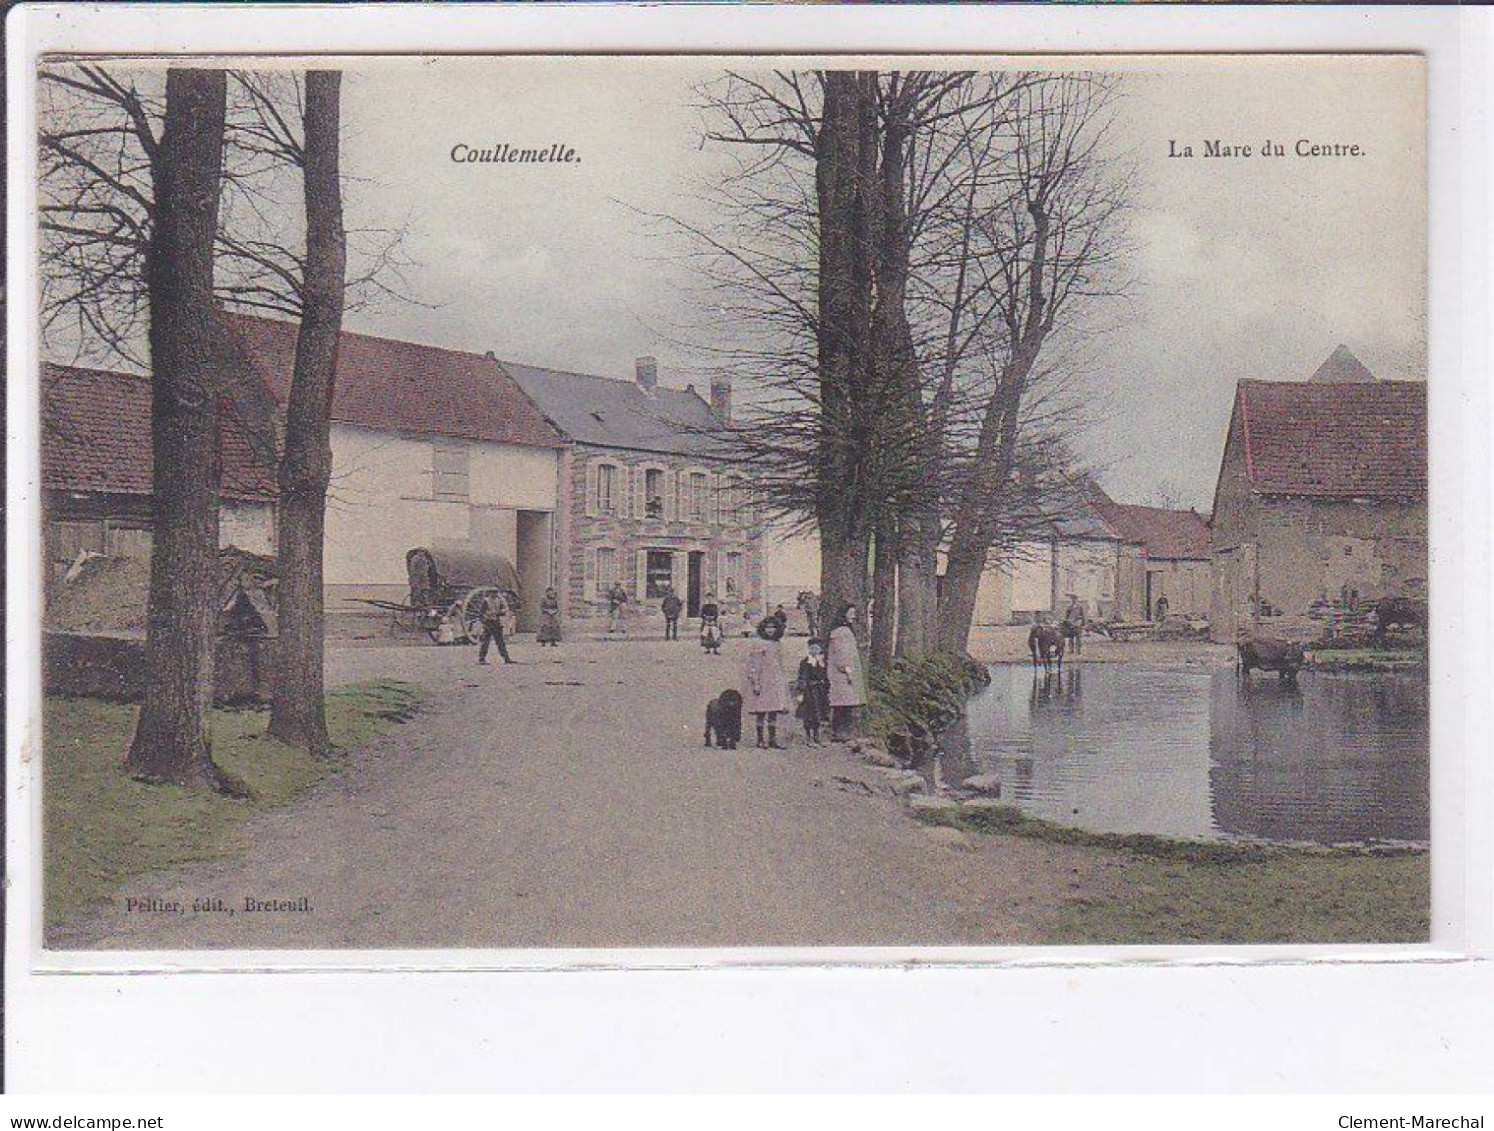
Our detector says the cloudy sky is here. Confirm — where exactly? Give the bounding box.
[326,55,1424,516]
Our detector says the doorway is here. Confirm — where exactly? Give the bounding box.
[687,551,704,617]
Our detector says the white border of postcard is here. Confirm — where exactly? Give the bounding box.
[5,0,1492,1094]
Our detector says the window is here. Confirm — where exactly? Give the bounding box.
[719,478,737,524]
[597,463,618,514]
[432,440,470,502]
[688,472,708,521]
[645,549,673,599]
[595,547,618,594]
[724,551,743,597]
[645,468,664,518]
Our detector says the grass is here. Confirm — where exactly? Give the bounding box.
[1308,647,1426,673]
[916,804,1429,945]
[43,681,424,929]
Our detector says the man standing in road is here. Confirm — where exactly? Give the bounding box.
[477,590,516,665]
[661,585,683,641]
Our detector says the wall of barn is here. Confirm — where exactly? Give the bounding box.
[322,423,560,624]
[1145,558,1212,619]
[1252,497,1428,640]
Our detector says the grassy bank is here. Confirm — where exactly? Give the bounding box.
[865,652,991,754]
[43,681,424,928]
[1308,647,1426,673]
[917,805,1429,944]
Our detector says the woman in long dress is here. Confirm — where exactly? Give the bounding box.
[826,602,867,742]
[742,615,790,748]
[537,587,562,646]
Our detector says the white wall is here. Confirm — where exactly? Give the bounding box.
[221,502,276,557]
[323,424,559,588]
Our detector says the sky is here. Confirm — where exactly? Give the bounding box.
[327,55,1425,519]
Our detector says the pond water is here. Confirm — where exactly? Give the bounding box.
[936,663,1429,845]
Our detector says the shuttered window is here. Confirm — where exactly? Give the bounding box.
[595,547,618,594]
[597,463,618,514]
[432,440,470,502]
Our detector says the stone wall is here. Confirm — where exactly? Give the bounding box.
[44,632,274,706]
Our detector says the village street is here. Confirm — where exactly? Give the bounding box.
[53,632,1121,951]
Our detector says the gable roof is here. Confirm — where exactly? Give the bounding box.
[499,359,728,458]
[1091,500,1212,560]
[41,363,277,502]
[221,312,565,450]
[1232,377,1427,502]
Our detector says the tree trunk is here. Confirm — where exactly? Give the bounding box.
[814,71,878,635]
[125,69,235,790]
[935,530,990,653]
[870,519,898,671]
[896,508,940,658]
[267,71,347,756]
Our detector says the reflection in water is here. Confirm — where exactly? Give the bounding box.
[949,664,1428,844]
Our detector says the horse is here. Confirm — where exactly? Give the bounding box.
[1028,623,1065,673]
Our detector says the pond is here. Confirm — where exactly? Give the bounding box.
[936,663,1429,845]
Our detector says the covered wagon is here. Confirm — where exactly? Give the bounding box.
[357,545,522,644]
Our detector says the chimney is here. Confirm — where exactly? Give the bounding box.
[709,378,732,427]
[635,356,658,393]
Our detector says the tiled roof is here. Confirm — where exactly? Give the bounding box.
[1235,378,1427,501]
[221,312,566,449]
[1092,501,1212,560]
[500,359,728,458]
[41,363,277,501]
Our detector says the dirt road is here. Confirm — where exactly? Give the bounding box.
[53,634,1116,950]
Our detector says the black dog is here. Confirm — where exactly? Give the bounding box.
[704,689,744,749]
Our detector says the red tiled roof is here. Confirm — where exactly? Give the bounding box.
[42,363,277,502]
[1235,379,1427,501]
[1093,501,1212,560]
[221,312,565,449]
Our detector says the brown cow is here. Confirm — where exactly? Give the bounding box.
[1238,636,1305,682]
[1029,624,1065,673]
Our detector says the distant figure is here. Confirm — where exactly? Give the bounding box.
[794,639,831,746]
[826,602,867,742]
[477,590,515,665]
[699,590,723,655]
[770,604,789,635]
[743,616,790,749]
[607,581,629,635]
[1061,594,1086,656]
[537,587,562,647]
[661,586,683,641]
[1153,595,1169,623]
[797,591,820,638]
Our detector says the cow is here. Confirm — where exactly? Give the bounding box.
[1370,596,1428,646]
[1237,636,1305,682]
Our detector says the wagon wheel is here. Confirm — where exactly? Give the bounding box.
[457,587,504,645]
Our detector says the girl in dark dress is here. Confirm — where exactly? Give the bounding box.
[793,639,831,746]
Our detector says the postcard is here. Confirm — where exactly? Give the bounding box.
[22,51,1432,955]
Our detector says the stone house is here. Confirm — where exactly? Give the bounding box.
[1208,346,1427,643]
[503,357,765,627]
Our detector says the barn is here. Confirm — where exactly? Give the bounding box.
[1208,346,1427,643]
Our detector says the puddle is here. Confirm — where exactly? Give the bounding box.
[934,663,1429,845]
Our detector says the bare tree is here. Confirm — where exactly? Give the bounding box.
[123,69,238,789]
[264,71,346,756]
[40,64,415,766]
[935,75,1130,652]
